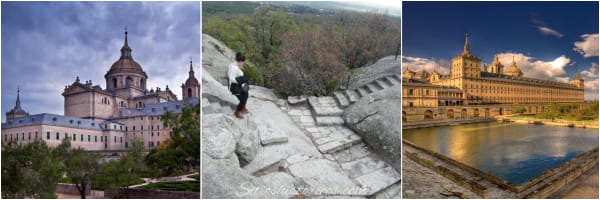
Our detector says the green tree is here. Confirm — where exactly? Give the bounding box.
[145,103,200,177]
[64,148,100,199]
[513,106,526,114]
[93,138,146,193]
[1,139,61,199]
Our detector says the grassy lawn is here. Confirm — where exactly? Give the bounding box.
[516,114,598,122]
[91,178,145,191]
[58,177,73,184]
[138,181,200,193]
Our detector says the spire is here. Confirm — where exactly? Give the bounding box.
[15,86,21,110]
[189,57,194,76]
[120,26,132,58]
[463,33,471,54]
[574,68,582,80]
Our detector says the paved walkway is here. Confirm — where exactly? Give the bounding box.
[129,172,199,188]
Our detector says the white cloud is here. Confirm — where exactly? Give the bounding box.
[496,53,569,82]
[537,26,563,38]
[573,34,599,58]
[402,56,450,74]
[581,63,599,100]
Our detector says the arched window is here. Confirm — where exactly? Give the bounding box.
[125,77,133,86]
[188,88,193,98]
[112,77,117,88]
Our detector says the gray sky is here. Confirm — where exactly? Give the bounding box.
[1,1,201,119]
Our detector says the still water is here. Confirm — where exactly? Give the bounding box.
[403,121,598,184]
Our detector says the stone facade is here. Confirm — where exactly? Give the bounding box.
[402,34,585,122]
[2,30,199,151]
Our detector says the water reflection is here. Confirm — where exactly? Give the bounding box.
[403,122,598,184]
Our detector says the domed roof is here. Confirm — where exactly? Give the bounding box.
[105,30,147,78]
[505,56,523,76]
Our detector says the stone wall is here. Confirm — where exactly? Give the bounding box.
[521,148,599,198]
[404,151,489,198]
[104,188,200,199]
[405,139,599,199]
[402,104,549,123]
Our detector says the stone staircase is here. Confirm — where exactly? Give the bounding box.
[333,74,402,108]
[284,73,403,196]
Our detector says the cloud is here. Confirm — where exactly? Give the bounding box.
[496,53,569,82]
[573,33,599,57]
[537,26,563,38]
[402,56,451,73]
[1,2,200,117]
[580,63,599,100]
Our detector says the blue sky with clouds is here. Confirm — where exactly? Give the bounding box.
[1,1,200,119]
[403,1,599,100]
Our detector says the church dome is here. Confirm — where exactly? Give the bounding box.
[505,56,523,76]
[104,30,147,79]
[106,57,147,77]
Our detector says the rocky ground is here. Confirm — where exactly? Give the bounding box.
[201,34,402,199]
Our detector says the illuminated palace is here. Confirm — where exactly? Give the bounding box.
[402,34,584,122]
[1,30,200,151]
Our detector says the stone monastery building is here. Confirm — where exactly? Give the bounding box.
[1,30,200,151]
[402,34,584,121]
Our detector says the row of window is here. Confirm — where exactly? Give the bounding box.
[2,132,125,145]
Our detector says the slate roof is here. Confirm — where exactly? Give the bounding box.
[2,113,103,130]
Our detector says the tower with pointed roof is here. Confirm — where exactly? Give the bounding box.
[182,58,200,101]
[6,87,29,121]
[451,33,482,79]
[570,69,585,89]
[505,56,523,77]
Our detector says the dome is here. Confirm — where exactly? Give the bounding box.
[106,58,147,78]
[505,56,523,76]
[104,30,147,79]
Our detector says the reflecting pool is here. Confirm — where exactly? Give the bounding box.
[403,122,598,184]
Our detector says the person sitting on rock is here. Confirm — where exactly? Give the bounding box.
[228,52,250,119]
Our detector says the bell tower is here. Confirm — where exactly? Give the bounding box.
[182,58,200,101]
[451,33,482,79]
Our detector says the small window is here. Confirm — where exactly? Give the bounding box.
[95,136,97,142]
[163,107,167,111]
[56,132,60,140]
[52,117,57,121]
[152,108,156,112]
[73,134,76,141]
[114,136,116,143]
[77,121,81,125]
[47,132,50,140]
[120,137,123,143]
[70,120,74,124]
[100,136,103,142]
[88,135,91,142]
[80,135,83,141]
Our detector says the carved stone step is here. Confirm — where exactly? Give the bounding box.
[345,90,360,103]
[385,76,400,85]
[308,96,344,116]
[366,83,380,93]
[375,79,391,88]
[333,91,350,108]
[357,87,369,97]
[315,116,345,126]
